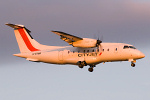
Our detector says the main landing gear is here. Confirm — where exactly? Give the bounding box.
[77,61,96,72]
[78,61,87,68]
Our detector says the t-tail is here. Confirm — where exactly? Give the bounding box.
[5,23,41,53]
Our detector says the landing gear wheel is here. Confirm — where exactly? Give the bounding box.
[78,65,84,68]
[131,63,135,67]
[88,67,93,72]
[77,61,87,68]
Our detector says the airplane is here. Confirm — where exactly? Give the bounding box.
[5,23,145,72]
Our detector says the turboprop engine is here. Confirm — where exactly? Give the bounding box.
[72,38,102,48]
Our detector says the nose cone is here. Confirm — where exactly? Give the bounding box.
[139,52,145,59]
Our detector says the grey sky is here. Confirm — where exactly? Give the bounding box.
[0,0,150,100]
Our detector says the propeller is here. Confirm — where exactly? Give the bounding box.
[95,37,103,52]
[96,38,102,47]
[95,30,103,47]
[94,31,103,51]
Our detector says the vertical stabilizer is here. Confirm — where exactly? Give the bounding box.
[6,23,40,53]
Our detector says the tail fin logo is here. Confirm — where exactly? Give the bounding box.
[18,28,39,52]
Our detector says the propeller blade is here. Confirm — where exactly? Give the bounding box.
[96,39,102,47]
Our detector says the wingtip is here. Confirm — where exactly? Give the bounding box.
[5,23,8,25]
[51,30,55,32]
[5,23,11,25]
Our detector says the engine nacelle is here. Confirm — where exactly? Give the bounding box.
[72,38,97,48]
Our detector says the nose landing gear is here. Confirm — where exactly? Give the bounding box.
[129,59,136,67]
[131,63,135,67]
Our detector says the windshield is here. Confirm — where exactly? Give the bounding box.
[123,45,136,49]
[129,46,136,49]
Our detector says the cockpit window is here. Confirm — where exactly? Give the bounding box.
[129,46,136,49]
[123,46,129,49]
[123,45,136,49]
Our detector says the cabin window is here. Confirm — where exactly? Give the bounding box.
[92,49,94,52]
[84,50,85,53]
[116,48,117,51]
[97,49,99,52]
[103,49,104,51]
[68,51,70,54]
[73,51,75,53]
[78,50,80,53]
[87,50,89,52]
[107,49,109,51]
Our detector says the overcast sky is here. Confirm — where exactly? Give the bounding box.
[0,0,150,100]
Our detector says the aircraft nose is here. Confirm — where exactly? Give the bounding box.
[138,52,145,58]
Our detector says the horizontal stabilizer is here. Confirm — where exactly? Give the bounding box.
[5,23,24,29]
[5,23,31,33]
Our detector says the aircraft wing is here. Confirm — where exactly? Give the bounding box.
[51,31,83,45]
